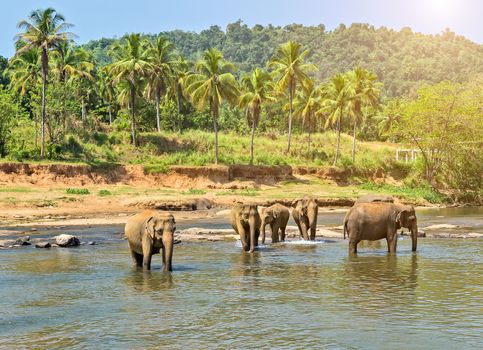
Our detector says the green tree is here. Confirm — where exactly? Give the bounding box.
[144,36,175,132]
[292,79,322,155]
[184,48,238,164]
[269,40,315,153]
[98,68,116,124]
[239,68,276,165]
[320,73,352,165]
[108,33,150,146]
[347,67,381,161]
[15,7,72,158]
[0,88,21,157]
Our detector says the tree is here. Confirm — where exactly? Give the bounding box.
[239,68,276,165]
[171,55,191,114]
[377,98,403,139]
[98,68,116,124]
[15,8,73,158]
[320,73,352,165]
[292,79,322,155]
[184,48,238,164]
[347,67,381,161]
[144,36,175,132]
[269,40,315,153]
[108,33,150,146]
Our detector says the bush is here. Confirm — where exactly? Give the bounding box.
[66,188,90,195]
[98,189,112,196]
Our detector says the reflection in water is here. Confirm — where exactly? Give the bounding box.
[0,234,482,349]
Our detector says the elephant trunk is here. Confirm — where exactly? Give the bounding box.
[411,222,418,252]
[162,233,174,272]
[300,219,309,240]
[249,216,257,253]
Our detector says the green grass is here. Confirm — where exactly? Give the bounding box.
[216,188,261,197]
[184,189,207,195]
[359,182,447,204]
[65,188,90,195]
[98,189,112,197]
[0,187,35,193]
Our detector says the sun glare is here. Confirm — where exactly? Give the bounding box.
[425,0,457,17]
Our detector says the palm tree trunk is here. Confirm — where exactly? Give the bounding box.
[176,83,182,114]
[307,113,311,157]
[287,84,293,153]
[131,85,137,146]
[81,97,86,127]
[250,114,256,165]
[333,115,341,166]
[156,86,161,133]
[40,69,46,159]
[352,120,357,162]
[108,104,112,125]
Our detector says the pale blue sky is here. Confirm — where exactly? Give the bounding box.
[1,0,481,57]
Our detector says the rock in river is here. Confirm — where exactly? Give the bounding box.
[55,234,80,247]
[35,242,51,248]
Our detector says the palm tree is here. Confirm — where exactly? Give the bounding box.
[5,48,41,148]
[347,67,381,161]
[292,79,322,155]
[239,68,276,165]
[98,68,116,124]
[52,43,94,129]
[377,98,402,139]
[269,40,315,153]
[144,36,175,132]
[171,55,191,114]
[108,33,150,146]
[15,8,73,158]
[184,48,238,164]
[320,73,352,166]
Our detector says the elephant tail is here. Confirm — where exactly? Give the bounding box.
[343,219,347,240]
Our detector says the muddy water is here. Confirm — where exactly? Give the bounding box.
[0,208,482,349]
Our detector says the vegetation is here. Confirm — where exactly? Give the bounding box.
[1,9,482,203]
[66,188,90,195]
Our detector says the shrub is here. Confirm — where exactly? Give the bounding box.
[98,189,112,196]
[66,188,90,195]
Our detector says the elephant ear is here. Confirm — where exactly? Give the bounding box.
[396,210,407,228]
[271,208,278,219]
[144,216,156,240]
[291,198,301,208]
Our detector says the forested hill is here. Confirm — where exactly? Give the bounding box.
[82,21,483,97]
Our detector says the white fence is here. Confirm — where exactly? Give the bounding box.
[396,149,420,162]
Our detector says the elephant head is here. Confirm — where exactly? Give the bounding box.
[395,204,418,252]
[231,203,261,253]
[144,214,176,271]
[259,206,277,243]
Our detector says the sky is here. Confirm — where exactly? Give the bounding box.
[1,0,481,57]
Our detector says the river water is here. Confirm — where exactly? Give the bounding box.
[0,207,482,349]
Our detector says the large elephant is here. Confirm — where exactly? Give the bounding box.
[292,196,318,241]
[230,204,261,253]
[124,210,176,271]
[259,204,290,244]
[343,202,418,254]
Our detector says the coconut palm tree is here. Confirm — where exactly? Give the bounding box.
[15,7,73,158]
[377,98,402,139]
[108,33,150,146]
[184,48,238,164]
[347,67,381,161]
[171,55,191,114]
[239,68,276,165]
[144,36,175,132]
[98,68,116,124]
[320,73,352,166]
[292,79,323,155]
[269,40,315,153]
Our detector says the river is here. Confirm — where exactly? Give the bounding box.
[0,207,482,349]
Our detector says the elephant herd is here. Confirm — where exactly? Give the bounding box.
[124,194,419,271]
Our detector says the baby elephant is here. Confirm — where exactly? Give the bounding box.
[292,196,318,241]
[343,202,418,254]
[260,204,290,244]
[230,204,261,253]
[125,210,176,271]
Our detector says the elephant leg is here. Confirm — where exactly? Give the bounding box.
[142,238,153,270]
[310,225,316,241]
[130,249,143,267]
[271,223,280,243]
[237,223,249,251]
[349,239,358,254]
[254,228,260,247]
[387,233,398,254]
[280,226,286,241]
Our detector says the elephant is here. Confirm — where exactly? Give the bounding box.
[259,204,290,244]
[291,196,318,241]
[230,204,261,253]
[354,194,394,205]
[124,210,176,271]
[343,202,418,254]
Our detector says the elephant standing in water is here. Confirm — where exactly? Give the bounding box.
[125,210,176,271]
[230,204,261,253]
[292,196,318,241]
[260,204,290,244]
[343,202,418,254]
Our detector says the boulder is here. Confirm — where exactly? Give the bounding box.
[55,234,80,247]
[0,240,15,248]
[35,242,51,248]
[14,236,31,246]
[87,241,96,245]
